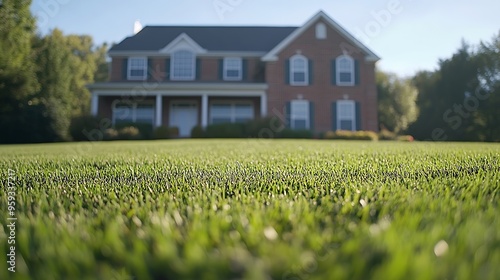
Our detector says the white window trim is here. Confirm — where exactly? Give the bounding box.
[223,57,243,81]
[336,55,355,86]
[290,100,310,130]
[316,23,327,39]
[336,100,356,131]
[290,55,309,86]
[112,101,155,126]
[127,57,148,81]
[209,101,254,124]
[171,50,196,81]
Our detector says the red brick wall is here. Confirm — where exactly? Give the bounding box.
[265,19,378,132]
[109,57,264,83]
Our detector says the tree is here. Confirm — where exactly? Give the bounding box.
[32,29,75,141]
[32,29,107,141]
[408,42,480,141]
[0,0,39,143]
[376,70,418,134]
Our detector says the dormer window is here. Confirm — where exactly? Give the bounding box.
[127,57,147,80]
[316,23,327,39]
[223,58,242,81]
[171,50,195,80]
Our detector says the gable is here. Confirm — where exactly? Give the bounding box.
[262,11,380,62]
[159,33,207,54]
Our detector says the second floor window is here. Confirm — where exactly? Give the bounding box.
[171,50,195,80]
[336,55,354,86]
[223,58,242,81]
[128,57,147,80]
[290,55,309,86]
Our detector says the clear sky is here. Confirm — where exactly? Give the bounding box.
[31,0,499,77]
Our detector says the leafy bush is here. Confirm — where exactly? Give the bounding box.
[153,126,179,139]
[276,129,314,139]
[244,117,283,138]
[115,122,153,140]
[104,127,141,140]
[324,130,379,141]
[204,123,246,138]
[103,128,119,141]
[191,126,204,138]
[69,115,107,141]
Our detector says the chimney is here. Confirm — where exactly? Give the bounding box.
[134,20,143,35]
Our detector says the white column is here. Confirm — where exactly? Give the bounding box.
[201,94,208,128]
[91,94,98,116]
[155,95,162,127]
[260,93,267,117]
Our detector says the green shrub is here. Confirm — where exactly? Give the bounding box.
[104,127,142,140]
[103,128,119,141]
[204,123,246,138]
[243,117,281,138]
[191,126,204,138]
[277,129,314,139]
[115,122,153,140]
[378,129,397,141]
[324,130,378,141]
[153,126,179,139]
[69,115,108,141]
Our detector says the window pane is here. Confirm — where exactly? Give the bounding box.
[339,58,352,70]
[212,118,232,124]
[291,100,309,129]
[211,104,231,116]
[293,72,306,82]
[226,69,240,78]
[130,69,145,77]
[235,104,253,117]
[136,105,154,124]
[235,118,251,123]
[293,120,307,130]
[338,103,353,118]
[340,120,353,131]
[293,59,305,69]
[339,72,352,83]
[172,50,194,80]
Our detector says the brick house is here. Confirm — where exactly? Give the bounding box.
[88,11,380,137]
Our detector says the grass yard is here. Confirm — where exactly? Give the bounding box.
[0,140,499,280]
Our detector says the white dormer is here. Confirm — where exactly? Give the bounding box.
[159,33,207,54]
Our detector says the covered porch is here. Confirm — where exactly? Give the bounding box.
[89,83,268,137]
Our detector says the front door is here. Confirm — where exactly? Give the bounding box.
[169,102,198,137]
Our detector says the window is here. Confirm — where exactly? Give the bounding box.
[112,102,154,126]
[336,55,354,86]
[337,100,355,131]
[290,55,309,86]
[316,23,327,39]
[171,50,195,80]
[210,102,254,124]
[290,100,310,129]
[223,57,242,81]
[128,57,147,80]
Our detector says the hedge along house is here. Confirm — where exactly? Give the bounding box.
[88,11,380,137]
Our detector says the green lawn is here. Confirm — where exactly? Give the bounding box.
[1,140,499,280]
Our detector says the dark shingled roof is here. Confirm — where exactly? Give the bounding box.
[110,26,298,52]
